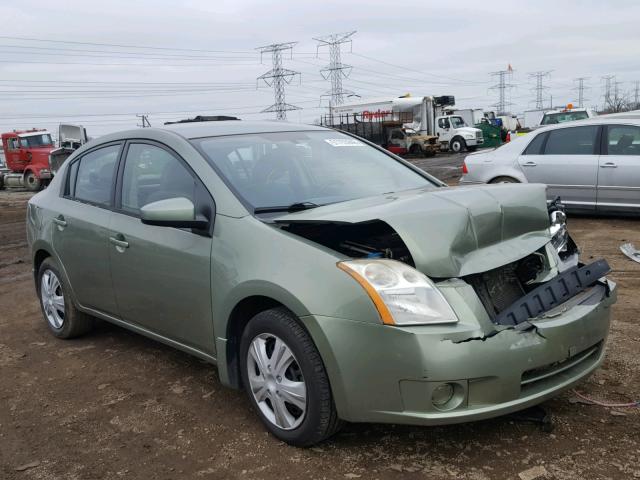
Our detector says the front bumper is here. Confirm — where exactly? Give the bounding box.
[466,138,484,146]
[301,279,616,425]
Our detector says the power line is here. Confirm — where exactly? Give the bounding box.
[256,42,301,120]
[0,35,254,54]
[313,31,356,108]
[350,52,490,86]
[528,71,552,110]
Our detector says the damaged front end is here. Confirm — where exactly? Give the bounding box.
[273,188,616,424]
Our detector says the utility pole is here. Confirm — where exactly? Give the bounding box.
[633,81,640,109]
[136,114,151,128]
[489,66,515,115]
[528,71,552,110]
[313,31,356,108]
[573,77,589,107]
[256,42,301,120]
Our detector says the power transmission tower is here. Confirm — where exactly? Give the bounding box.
[489,67,515,115]
[136,114,151,128]
[633,81,640,109]
[573,77,590,107]
[601,75,615,110]
[256,42,301,120]
[313,31,356,108]
[528,71,552,110]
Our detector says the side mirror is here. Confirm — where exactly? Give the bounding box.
[140,197,209,229]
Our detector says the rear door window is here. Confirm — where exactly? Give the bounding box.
[606,125,640,155]
[73,144,121,206]
[543,126,599,155]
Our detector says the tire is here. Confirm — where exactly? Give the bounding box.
[24,172,41,192]
[450,137,466,153]
[37,257,94,339]
[409,144,421,156]
[489,176,519,184]
[240,307,342,446]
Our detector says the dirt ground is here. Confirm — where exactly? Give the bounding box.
[1,157,639,479]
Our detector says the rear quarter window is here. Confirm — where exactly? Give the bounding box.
[523,132,547,155]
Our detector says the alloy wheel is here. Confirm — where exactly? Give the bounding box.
[246,333,307,430]
[41,269,65,329]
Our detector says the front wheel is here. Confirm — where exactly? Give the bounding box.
[240,308,342,446]
[24,172,42,192]
[450,137,466,153]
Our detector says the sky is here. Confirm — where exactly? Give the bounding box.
[1,0,639,136]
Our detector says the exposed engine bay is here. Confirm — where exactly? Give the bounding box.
[282,220,414,266]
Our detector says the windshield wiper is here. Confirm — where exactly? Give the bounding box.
[253,202,321,214]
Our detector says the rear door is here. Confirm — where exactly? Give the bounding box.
[597,124,640,212]
[517,125,600,210]
[108,141,215,353]
[51,142,122,315]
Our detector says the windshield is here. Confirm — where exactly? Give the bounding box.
[449,116,467,128]
[19,134,53,148]
[541,111,589,125]
[193,130,436,211]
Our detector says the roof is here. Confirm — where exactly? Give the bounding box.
[532,115,640,133]
[161,120,327,139]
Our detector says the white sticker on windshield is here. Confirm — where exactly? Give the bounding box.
[324,138,365,147]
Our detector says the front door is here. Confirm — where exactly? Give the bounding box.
[517,125,600,210]
[436,117,453,142]
[597,124,640,212]
[51,143,122,315]
[108,142,215,353]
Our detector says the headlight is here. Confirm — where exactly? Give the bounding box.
[337,259,458,326]
[549,208,568,253]
[464,134,474,140]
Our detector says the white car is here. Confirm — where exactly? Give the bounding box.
[459,117,640,214]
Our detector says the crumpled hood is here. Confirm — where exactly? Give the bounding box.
[274,184,552,278]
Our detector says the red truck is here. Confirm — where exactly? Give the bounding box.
[0,129,55,191]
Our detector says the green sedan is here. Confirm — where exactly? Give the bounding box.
[27,121,616,446]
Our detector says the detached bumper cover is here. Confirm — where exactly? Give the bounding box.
[495,259,611,326]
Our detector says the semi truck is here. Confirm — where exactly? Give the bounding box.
[0,129,55,191]
[325,95,484,153]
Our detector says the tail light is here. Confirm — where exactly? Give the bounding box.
[506,131,511,143]
[462,162,468,174]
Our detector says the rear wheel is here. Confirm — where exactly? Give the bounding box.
[240,307,342,446]
[24,172,41,192]
[409,144,421,156]
[489,176,519,184]
[37,257,94,339]
[450,137,466,153]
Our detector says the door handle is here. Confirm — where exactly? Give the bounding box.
[522,161,537,167]
[109,235,129,250]
[600,162,617,168]
[53,215,67,229]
